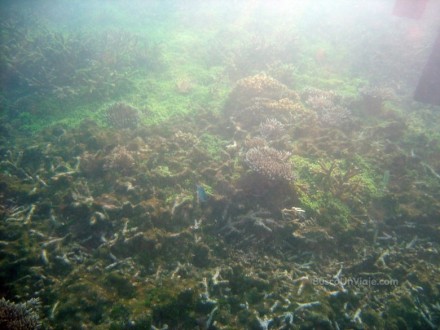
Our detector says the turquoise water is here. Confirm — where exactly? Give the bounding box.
[1,1,440,329]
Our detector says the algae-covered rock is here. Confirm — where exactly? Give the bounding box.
[104,272,136,299]
[151,288,197,328]
[192,243,212,268]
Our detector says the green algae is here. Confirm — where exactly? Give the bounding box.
[199,133,229,162]
[290,154,382,225]
[104,272,136,299]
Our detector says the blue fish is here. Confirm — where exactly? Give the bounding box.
[196,185,208,203]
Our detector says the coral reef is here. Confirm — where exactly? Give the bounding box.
[1,5,440,328]
[1,90,439,329]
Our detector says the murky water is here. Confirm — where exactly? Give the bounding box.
[1,1,440,328]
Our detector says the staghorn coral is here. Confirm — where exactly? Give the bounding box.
[245,146,293,181]
[219,208,284,242]
[0,298,41,330]
[291,217,334,246]
[105,102,139,129]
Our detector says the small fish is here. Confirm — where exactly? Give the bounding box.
[196,185,208,203]
[41,249,49,265]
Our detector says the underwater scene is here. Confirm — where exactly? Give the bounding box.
[1,0,440,329]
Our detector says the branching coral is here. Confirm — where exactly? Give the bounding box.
[245,146,293,181]
[316,160,363,198]
[0,297,41,330]
[259,118,285,139]
[302,88,350,126]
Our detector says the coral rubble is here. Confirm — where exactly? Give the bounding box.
[1,10,440,329]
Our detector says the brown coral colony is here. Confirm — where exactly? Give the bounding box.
[246,146,293,181]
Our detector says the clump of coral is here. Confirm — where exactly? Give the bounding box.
[103,145,135,174]
[230,73,291,99]
[105,102,140,129]
[0,298,41,330]
[245,146,293,181]
[302,87,351,127]
[171,130,199,147]
[224,74,301,129]
[259,118,285,139]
